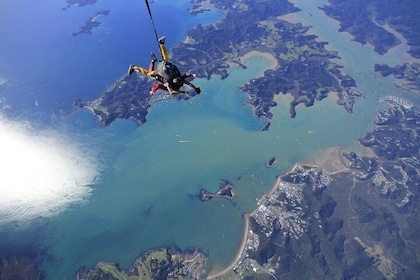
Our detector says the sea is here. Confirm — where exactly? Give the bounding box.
[0,0,418,279]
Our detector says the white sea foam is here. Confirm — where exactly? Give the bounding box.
[0,116,100,228]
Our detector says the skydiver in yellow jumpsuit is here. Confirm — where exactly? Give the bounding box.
[128,36,200,95]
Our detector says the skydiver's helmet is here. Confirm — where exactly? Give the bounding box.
[159,61,181,82]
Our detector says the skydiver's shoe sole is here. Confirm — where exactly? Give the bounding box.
[158,36,166,44]
[151,53,157,63]
[128,65,134,75]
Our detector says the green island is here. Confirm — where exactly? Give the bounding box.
[76,0,361,129]
[77,247,207,280]
[71,10,111,36]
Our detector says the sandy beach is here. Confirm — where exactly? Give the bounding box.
[207,176,282,279]
[241,50,279,71]
[207,213,251,279]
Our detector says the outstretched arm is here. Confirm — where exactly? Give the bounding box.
[184,80,201,94]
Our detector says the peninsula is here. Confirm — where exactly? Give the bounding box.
[77,0,361,128]
[77,247,208,280]
[210,99,420,279]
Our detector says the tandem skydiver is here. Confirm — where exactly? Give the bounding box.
[128,36,201,95]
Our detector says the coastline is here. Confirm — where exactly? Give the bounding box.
[207,213,250,279]
[83,106,104,124]
[278,8,357,45]
[206,144,353,279]
[207,176,282,279]
[207,99,420,279]
[306,145,349,174]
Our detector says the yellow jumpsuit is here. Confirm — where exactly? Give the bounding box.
[132,43,169,76]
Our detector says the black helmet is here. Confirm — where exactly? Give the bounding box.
[162,62,181,80]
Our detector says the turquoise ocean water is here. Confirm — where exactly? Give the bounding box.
[1,0,419,279]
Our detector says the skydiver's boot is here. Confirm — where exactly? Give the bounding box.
[148,53,158,71]
[151,53,157,63]
[158,36,166,44]
[128,64,134,75]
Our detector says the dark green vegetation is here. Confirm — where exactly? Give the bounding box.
[200,179,235,201]
[78,248,207,280]
[79,0,360,127]
[74,66,194,127]
[0,257,45,280]
[0,229,48,280]
[374,63,420,92]
[321,0,420,93]
[236,102,420,279]
[321,0,420,57]
[72,10,111,36]
[173,0,360,121]
[246,186,385,280]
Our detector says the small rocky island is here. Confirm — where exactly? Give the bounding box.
[72,10,110,36]
[265,156,276,168]
[200,179,234,201]
[62,0,98,10]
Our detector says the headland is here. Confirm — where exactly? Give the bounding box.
[77,247,208,280]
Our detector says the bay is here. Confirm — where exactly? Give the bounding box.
[1,0,419,279]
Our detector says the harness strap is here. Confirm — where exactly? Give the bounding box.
[144,0,160,49]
